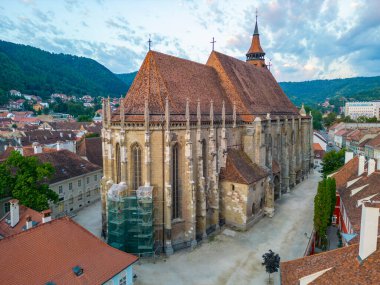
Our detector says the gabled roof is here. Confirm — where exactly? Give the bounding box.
[35,150,101,184]
[121,50,230,120]
[366,134,380,148]
[207,51,299,116]
[281,238,380,285]
[219,149,269,184]
[331,156,359,189]
[77,137,103,167]
[0,217,138,285]
[116,50,299,122]
[339,171,380,235]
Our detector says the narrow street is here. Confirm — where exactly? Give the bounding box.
[134,172,321,285]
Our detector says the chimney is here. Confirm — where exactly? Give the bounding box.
[41,209,52,223]
[56,141,61,151]
[368,159,376,176]
[358,155,365,176]
[32,142,42,154]
[358,203,380,261]
[9,199,20,227]
[345,152,354,164]
[26,215,33,229]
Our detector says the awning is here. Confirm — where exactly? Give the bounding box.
[342,233,357,243]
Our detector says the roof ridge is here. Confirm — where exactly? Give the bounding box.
[281,240,360,265]
[0,216,69,243]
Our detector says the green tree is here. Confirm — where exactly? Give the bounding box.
[323,112,337,127]
[77,115,93,122]
[305,105,323,130]
[0,151,58,211]
[313,177,337,248]
[321,149,345,176]
[262,250,280,282]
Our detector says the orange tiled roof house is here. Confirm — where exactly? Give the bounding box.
[101,18,313,255]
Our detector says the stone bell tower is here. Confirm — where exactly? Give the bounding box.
[246,11,266,68]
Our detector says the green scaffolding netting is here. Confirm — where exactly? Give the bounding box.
[107,193,154,256]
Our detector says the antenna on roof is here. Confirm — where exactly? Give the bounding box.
[210,37,216,51]
[148,34,152,51]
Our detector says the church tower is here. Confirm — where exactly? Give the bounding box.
[246,12,266,67]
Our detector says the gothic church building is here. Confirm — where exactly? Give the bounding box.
[101,19,313,255]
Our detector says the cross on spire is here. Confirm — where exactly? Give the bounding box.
[148,35,152,51]
[256,8,258,22]
[210,37,216,51]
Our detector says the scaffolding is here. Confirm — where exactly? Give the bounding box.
[107,184,155,257]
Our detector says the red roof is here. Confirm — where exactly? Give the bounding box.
[0,217,138,285]
[281,238,380,285]
[0,204,43,238]
[116,50,298,123]
[313,143,323,151]
[219,149,269,184]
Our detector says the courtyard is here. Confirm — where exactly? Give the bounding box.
[74,171,320,285]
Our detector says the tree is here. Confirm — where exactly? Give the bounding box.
[321,149,345,176]
[313,177,337,248]
[77,115,93,122]
[305,105,323,130]
[262,250,280,282]
[0,151,58,211]
[323,112,337,127]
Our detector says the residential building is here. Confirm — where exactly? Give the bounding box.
[281,202,380,284]
[35,150,102,217]
[0,217,138,285]
[0,149,102,218]
[330,153,380,245]
[345,101,380,119]
[364,134,380,159]
[313,143,325,168]
[313,131,327,151]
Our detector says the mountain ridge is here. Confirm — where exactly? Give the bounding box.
[0,40,128,99]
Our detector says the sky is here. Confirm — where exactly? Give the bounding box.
[1,0,380,82]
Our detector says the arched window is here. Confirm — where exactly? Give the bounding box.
[202,139,207,181]
[252,202,256,215]
[115,143,121,183]
[172,143,180,219]
[131,144,142,190]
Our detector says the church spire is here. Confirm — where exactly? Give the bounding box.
[246,9,266,67]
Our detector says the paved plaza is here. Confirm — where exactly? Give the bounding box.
[74,172,320,285]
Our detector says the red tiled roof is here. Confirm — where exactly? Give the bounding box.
[0,204,42,238]
[313,143,323,151]
[35,150,101,184]
[116,50,298,122]
[77,137,103,167]
[281,238,380,285]
[220,149,269,184]
[366,134,380,148]
[331,156,359,189]
[339,171,380,235]
[247,34,264,54]
[0,217,138,285]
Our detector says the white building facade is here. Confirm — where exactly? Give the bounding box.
[344,102,380,119]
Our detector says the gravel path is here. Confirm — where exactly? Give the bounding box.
[134,172,320,285]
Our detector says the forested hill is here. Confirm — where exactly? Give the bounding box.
[279,76,380,106]
[0,40,128,99]
[116,72,138,89]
